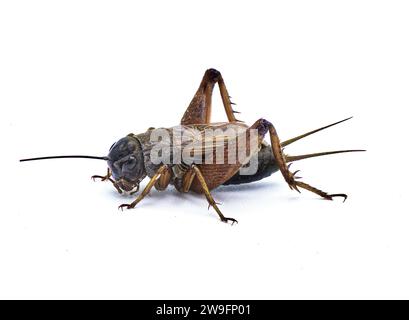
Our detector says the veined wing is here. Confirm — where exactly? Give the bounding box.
[141,122,255,166]
[172,122,252,165]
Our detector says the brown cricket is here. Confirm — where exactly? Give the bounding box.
[20,69,364,224]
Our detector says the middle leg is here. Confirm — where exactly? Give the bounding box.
[190,165,238,224]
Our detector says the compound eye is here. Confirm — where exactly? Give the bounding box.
[126,155,137,168]
[109,142,116,151]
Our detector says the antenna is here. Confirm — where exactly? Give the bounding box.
[20,155,109,162]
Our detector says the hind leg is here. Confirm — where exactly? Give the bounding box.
[251,118,347,201]
[181,68,239,125]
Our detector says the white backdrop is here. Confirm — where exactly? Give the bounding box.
[1,1,408,299]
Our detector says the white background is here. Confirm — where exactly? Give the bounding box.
[1,1,408,299]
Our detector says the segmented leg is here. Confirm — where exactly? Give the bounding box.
[191,165,238,224]
[251,119,347,201]
[181,68,239,125]
[118,165,168,210]
[218,74,238,122]
[182,168,196,193]
[91,168,123,194]
[154,166,172,191]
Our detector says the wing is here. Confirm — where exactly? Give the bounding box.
[172,122,251,165]
[139,121,256,172]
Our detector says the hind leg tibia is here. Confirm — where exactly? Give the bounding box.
[251,118,348,201]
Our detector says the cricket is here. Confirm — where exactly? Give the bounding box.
[20,68,365,224]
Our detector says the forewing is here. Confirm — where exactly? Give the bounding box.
[173,122,249,165]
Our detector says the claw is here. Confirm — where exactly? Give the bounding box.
[118,203,133,211]
[329,193,348,202]
[222,217,238,225]
[91,174,110,182]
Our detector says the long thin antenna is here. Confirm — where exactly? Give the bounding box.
[20,155,109,162]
